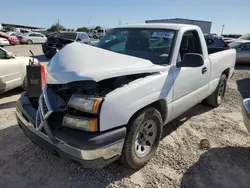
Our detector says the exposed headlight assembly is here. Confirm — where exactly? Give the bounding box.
[62,115,98,132]
[68,94,103,114]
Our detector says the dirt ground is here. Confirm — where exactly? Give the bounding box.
[0,45,250,188]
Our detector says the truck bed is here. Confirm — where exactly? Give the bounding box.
[208,47,229,54]
[209,48,236,81]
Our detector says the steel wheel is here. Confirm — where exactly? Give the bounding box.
[217,78,226,104]
[135,119,157,157]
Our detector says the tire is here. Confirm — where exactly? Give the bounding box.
[21,76,28,90]
[205,74,227,107]
[27,40,33,45]
[121,107,163,169]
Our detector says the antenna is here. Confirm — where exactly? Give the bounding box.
[221,24,225,36]
[29,50,35,65]
[88,12,92,26]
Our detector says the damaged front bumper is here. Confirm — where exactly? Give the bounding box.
[16,92,126,168]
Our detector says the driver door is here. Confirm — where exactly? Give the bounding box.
[171,30,210,119]
[0,49,22,93]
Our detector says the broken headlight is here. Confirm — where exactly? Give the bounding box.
[68,94,103,114]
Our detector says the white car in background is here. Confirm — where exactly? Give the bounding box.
[18,32,47,45]
[0,47,38,93]
[5,31,17,36]
[0,37,10,47]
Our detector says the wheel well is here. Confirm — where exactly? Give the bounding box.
[128,99,167,125]
[222,68,230,79]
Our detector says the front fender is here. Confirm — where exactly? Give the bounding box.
[99,70,174,131]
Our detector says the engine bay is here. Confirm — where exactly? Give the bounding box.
[48,73,151,103]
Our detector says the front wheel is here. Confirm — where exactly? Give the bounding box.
[27,40,33,45]
[121,108,163,169]
[205,74,227,107]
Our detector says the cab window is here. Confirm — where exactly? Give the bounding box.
[179,30,202,60]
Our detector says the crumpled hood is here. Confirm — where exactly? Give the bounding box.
[46,42,166,84]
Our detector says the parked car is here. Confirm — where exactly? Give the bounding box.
[45,32,57,39]
[16,24,236,169]
[0,32,19,45]
[222,34,242,39]
[0,47,38,93]
[229,40,250,63]
[204,34,229,51]
[225,33,250,44]
[0,37,10,47]
[5,31,17,36]
[243,98,250,132]
[42,31,91,58]
[17,32,47,44]
[93,29,106,39]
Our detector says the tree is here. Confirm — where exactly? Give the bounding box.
[76,27,89,32]
[4,26,15,32]
[47,23,65,32]
[94,26,102,30]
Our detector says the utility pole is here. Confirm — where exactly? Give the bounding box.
[88,12,92,26]
[221,24,225,36]
[119,20,121,26]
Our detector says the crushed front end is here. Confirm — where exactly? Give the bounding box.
[16,80,128,168]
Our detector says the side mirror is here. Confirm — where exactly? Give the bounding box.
[176,53,204,68]
[76,38,81,42]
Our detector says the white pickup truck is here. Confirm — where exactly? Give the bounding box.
[16,24,236,169]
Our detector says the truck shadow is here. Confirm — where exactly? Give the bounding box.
[162,104,212,138]
[0,88,23,99]
[180,147,250,188]
[236,77,250,99]
[0,124,136,188]
[0,101,17,110]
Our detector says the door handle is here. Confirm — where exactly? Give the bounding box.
[202,67,207,74]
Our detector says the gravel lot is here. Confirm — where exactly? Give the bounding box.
[0,45,250,188]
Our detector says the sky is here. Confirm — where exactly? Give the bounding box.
[1,0,250,34]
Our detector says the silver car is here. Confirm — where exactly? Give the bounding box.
[229,40,250,63]
[18,32,47,44]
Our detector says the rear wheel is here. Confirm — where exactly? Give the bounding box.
[27,40,33,45]
[205,74,227,107]
[121,108,163,169]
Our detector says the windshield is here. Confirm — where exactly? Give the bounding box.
[96,28,176,65]
[239,33,250,40]
[57,32,77,40]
